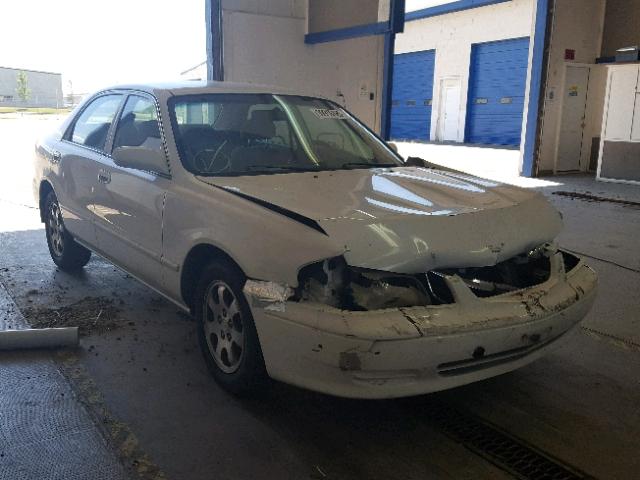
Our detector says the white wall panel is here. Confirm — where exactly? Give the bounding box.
[221,0,306,18]
[308,0,379,32]
[222,9,384,130]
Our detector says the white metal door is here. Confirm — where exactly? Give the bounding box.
[556,66,590,171]
[439,79,461,141]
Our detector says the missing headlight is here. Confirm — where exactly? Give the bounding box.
[295,257,435,311]
[297,257,349,308]
[347,268,432,310]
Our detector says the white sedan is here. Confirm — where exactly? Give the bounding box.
[33,81,597,398]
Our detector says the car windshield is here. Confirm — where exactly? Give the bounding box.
[169,93,403,176]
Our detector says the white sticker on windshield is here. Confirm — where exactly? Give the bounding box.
[311,108,347,120]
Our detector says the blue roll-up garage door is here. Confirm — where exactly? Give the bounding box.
[390,50,435,141]
[465,37,530,146]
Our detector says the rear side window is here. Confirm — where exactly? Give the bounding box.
[113,95,161,149]
[70,95,122,151]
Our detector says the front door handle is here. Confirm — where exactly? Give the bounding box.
[98,169,111,184]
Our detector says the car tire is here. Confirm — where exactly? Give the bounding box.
[44,191,91,271]
[195,261,268,394]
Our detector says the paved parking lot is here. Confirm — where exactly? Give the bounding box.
[1,115,639,479]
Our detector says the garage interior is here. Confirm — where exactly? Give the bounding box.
[1,1,639,479]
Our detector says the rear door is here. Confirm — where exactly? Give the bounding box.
[92,93,170,288]
[58,93,124,246]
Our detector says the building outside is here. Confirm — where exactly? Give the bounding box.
[391,0,535,148]
[389,0,640,182]
[205,0,639,180]
[0,66,63,108]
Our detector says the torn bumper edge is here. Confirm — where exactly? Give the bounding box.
[243,279,293,313]
[246,254,598,399]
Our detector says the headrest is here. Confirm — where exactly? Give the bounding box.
[245,110,277,138]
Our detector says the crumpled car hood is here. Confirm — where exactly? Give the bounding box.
[198,167,563,272]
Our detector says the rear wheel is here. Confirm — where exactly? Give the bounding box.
[195,261,267,394]
[44,191,91,271]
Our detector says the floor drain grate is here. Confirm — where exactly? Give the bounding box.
[426,401,594,480]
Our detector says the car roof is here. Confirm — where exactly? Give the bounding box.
[100,80,326,100]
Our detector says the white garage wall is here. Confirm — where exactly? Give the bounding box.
[221,0,385,132]
[536,0,606,173]
[394,0,534,142]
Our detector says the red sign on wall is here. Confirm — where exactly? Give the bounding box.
[565,49,576,60]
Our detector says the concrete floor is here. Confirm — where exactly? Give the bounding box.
[1,116,640,479]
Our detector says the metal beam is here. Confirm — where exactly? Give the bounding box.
[305,21,389,45]
[205,0,223,81]
[521,0,551,177]
[381,0,405,139]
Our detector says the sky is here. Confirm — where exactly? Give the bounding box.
[0,0,205,94]
[0,0,454,94]
[405,0,456,12]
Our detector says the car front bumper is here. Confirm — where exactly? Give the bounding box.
[246,252,597,399]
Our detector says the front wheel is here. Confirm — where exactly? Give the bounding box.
[44,191,91,271]
[195,261,267,394]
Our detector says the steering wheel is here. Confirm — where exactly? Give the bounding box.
[194,145,232,174]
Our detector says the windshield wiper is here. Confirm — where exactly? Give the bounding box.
[339,162,398,169]
[246,165,319,172]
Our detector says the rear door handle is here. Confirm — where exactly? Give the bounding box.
[98,169,111,184]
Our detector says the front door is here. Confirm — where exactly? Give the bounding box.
[439,79,461,141]
[556,65,590,172]
[93,94,169,288]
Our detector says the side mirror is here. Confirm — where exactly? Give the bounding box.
[112,139,168,175]
[387,142,398,153]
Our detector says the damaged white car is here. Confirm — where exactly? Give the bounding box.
[34,82,597,398]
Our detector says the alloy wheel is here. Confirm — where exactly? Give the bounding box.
[47,201,65,257]
[203,281,245,373]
